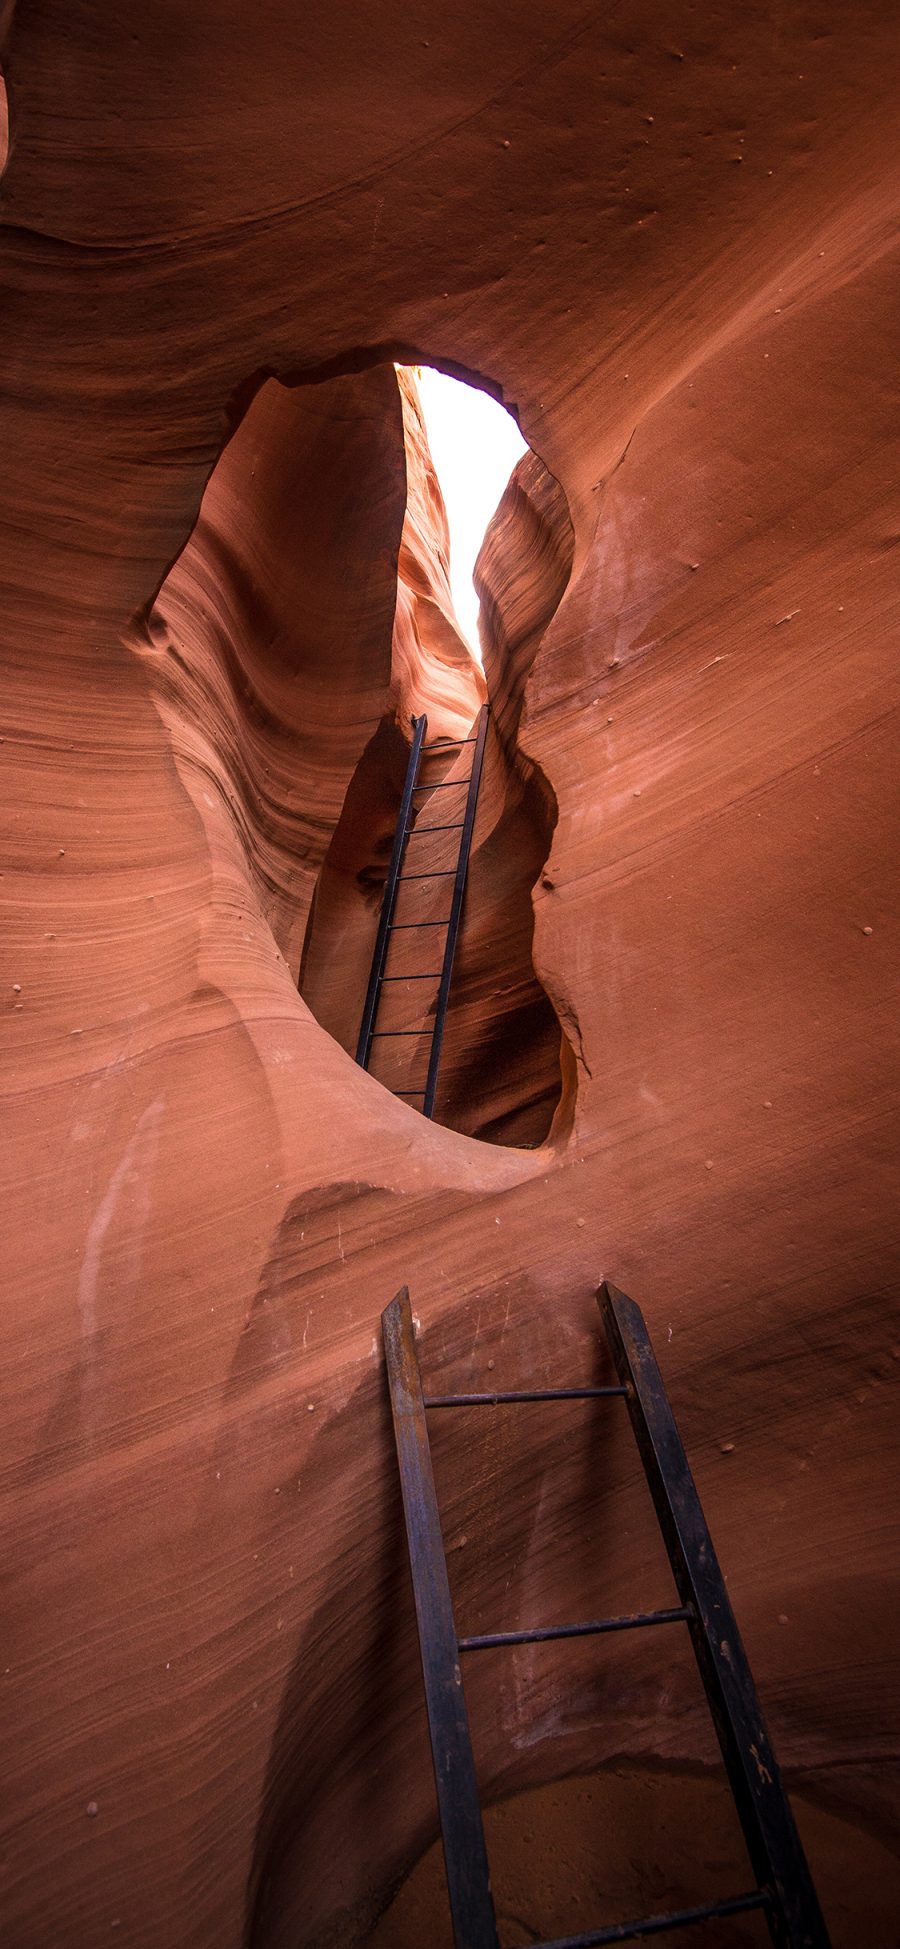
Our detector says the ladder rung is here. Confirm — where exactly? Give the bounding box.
[423,735,478,748]
[424,1386,627,1406]
[405,822,466,835]
[410,777,473,790]
[397,870,459,880]
[391,919,452,929]
[458,1608,690,1652]
[370,1029,426,1038]
[381,973,443,981]
[531,1889,771,1949]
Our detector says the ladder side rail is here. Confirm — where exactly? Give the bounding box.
[355,714,427,1069]
[599,1282,832,1949]
[530,1887,771,1948]
[382,1289,500,1949]
[422,704,490,1118]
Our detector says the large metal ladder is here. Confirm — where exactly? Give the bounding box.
[356,704,489,1117]
[381,1281,831,1949]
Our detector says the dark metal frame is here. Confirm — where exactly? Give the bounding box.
[422,702,489,1117]
[381,1282,831,1949]
[601,1282,830,1949]
[355,712,428,1069]
[382,1287,500,1949]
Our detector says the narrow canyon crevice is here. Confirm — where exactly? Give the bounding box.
[296,365,577,1145]
[133,358,575,1147]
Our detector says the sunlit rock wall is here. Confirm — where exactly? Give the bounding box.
[1,3,897,1946]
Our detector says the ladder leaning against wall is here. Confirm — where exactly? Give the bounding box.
[381,1280,832,1949]
[355,704,489,1117]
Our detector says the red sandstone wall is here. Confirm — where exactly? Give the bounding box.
[1,4,898,1945]
[138,365,408,979]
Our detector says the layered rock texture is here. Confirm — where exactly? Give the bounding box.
[1,5,898,1947]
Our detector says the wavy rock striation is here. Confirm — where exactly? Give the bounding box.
[477,450,575,751]
[131,366,407,979]
[1,4,898,1946]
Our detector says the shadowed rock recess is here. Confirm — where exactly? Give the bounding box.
[1,5,898,1948]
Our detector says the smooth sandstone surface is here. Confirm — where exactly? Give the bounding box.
[1,5,898,1946]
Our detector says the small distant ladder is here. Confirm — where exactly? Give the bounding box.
[381,1282,831,1949]
[356,704,489,1117]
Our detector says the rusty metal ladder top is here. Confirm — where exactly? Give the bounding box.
[381,1280,832,1949]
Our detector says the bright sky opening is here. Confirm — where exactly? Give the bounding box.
[414,366,528,657]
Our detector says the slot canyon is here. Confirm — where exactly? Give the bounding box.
[0,5,897,1947]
